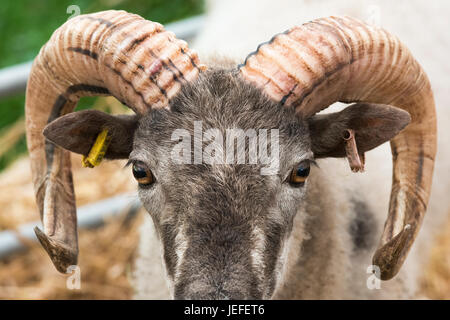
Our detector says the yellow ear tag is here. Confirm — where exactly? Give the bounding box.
[82,129,111,168]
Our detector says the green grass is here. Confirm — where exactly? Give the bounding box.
[0,0,204,170]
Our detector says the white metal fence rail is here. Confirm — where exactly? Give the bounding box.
[0,193,141,259]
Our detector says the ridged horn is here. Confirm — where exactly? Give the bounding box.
[25,10,204,273]
[239,16,436,280]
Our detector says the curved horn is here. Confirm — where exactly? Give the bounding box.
[239,16,436,280]
[25,10,204,272]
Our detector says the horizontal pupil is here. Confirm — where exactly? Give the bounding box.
[296,166,310,177]
[133,167,147,179]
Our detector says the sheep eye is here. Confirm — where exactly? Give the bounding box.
[289,161,310,187]
[132,162,154,186]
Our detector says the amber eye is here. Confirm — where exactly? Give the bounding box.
[289,161,310,186]
[132,162,154,186]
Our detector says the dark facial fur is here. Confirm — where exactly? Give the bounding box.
[130,68,313,299]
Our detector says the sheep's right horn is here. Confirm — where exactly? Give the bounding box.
[239,16,436,280]
[25,10,204,273]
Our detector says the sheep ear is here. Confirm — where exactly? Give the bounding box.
[43,110,139,159]
[308,103,411,159]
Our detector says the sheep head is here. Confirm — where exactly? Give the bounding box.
[25,11,436,298]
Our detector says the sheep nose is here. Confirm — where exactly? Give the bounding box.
[175,289,247,300]
[174,279,260,300]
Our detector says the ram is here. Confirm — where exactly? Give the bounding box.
[25,10,439,299]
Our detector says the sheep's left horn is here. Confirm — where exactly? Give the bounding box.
[239,16,436,280]
[25,10,204,272]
